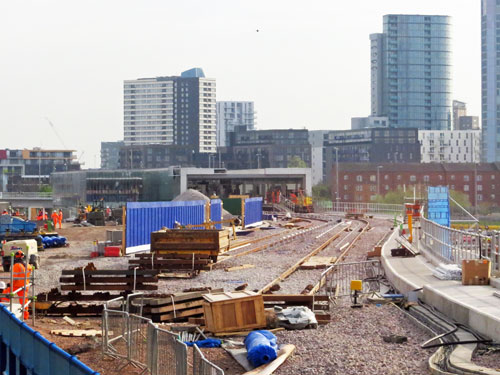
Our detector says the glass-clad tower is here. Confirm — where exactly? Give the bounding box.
[481,1,500,162]
[371,15,452,130]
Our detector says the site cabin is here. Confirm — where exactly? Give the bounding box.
[150,229,230,262]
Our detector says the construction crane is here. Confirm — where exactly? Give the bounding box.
[45,117,68,149]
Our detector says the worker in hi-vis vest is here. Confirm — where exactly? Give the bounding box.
[0,250,32,319]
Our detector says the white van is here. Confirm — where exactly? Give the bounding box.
[1,239,40,271]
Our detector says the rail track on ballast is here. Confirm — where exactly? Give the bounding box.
[258,218,371,295]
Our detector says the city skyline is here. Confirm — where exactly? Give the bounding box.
[0,0,480,167]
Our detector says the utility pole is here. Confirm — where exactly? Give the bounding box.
[334,147,339,204]
[377,165,383,196]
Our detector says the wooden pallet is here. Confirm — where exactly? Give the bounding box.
[60,269,159,291]
[144,289,222,323]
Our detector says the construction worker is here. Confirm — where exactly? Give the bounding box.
[0,251,32,319]
[51,210,59,229]
[58,209,63,229]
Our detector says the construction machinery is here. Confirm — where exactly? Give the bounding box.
[289,189,313,213]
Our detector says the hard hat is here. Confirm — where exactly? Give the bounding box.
[14,250,25,259]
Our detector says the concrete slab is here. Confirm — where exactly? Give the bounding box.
[382,229,500,342]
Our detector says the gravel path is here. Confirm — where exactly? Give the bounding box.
[274,302,432,375]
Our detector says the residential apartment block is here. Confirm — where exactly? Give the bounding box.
[419,130,481,163]
[370,15,452,130]
[332,163,500,208]
[216,101,255,147]
[124,68,216,153]
[482,0,500,161]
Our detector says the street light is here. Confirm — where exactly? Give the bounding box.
[377,166,383,196]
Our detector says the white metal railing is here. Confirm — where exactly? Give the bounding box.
[0,192,53,199]
[420,217,499,273]
[315,201,404,216]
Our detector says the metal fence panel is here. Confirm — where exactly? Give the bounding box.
[128,314,150,368]
[315,201,403,216]
[420,217,499,272]
[102,309,129,360]
[193,344,224,375]
[210,199,222,230]
[125,200,206,253]
[324,260,383,298]
[244,197,263,227]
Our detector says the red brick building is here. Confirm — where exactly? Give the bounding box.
[331,163,500,208]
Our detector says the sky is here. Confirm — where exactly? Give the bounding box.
[0,0,480,168]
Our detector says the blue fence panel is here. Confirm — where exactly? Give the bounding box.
[0,304,99,375]
[244,197,263,227]
[428,186,450,227]
[126,200,206,253]
[210,199,222,230]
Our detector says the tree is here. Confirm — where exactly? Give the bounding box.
[39,185,52,193]
[312,184,331,201]
[288,156,307,168]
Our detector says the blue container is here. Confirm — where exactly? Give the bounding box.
[125,201,206,253]
[244,330,278,367]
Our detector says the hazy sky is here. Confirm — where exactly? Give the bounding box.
[0,0,480,168]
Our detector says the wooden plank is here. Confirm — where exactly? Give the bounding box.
[300,256,336,270]
[158,307,205,321]
[60,276,157,283]
[61,284,158,291]
[135,253,212,259]
[157,272,196,279]
[242,344,296,375]
[225,264,255,272]
[144,289,223,306]
[262,294,329,302]
[51,329,103,337]
[150,299,204,314]
[61,269,158,276]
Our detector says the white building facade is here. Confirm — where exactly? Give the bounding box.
[419,130,481,163]
[124,68,216,153]
[216,101,255,147]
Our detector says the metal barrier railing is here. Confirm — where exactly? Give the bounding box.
[420,217,500,272]
[315,201,404,216]
[318,260,383,301]
[102,309,130,361]
[193,344,225,375]
[128,314,151,369]
[103,305,224,375]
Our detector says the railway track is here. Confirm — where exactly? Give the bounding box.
[259,218,371,295]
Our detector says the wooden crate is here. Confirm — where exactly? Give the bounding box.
[203,291,266,333]
[462,259,491,285]
[151,229,229,260]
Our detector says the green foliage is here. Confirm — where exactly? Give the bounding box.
[39,185,53,193]
[312,184,331,201]
[288,156,307,168]
[373,189,406,205]
[449,189,471,209]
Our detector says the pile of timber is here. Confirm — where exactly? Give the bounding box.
[60,269,159,291]
[151,229,230,262]
[143,288,221,323]
[129,253,214,275]
[262,294,331,324]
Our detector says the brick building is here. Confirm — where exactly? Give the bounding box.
[332,163,500,208]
